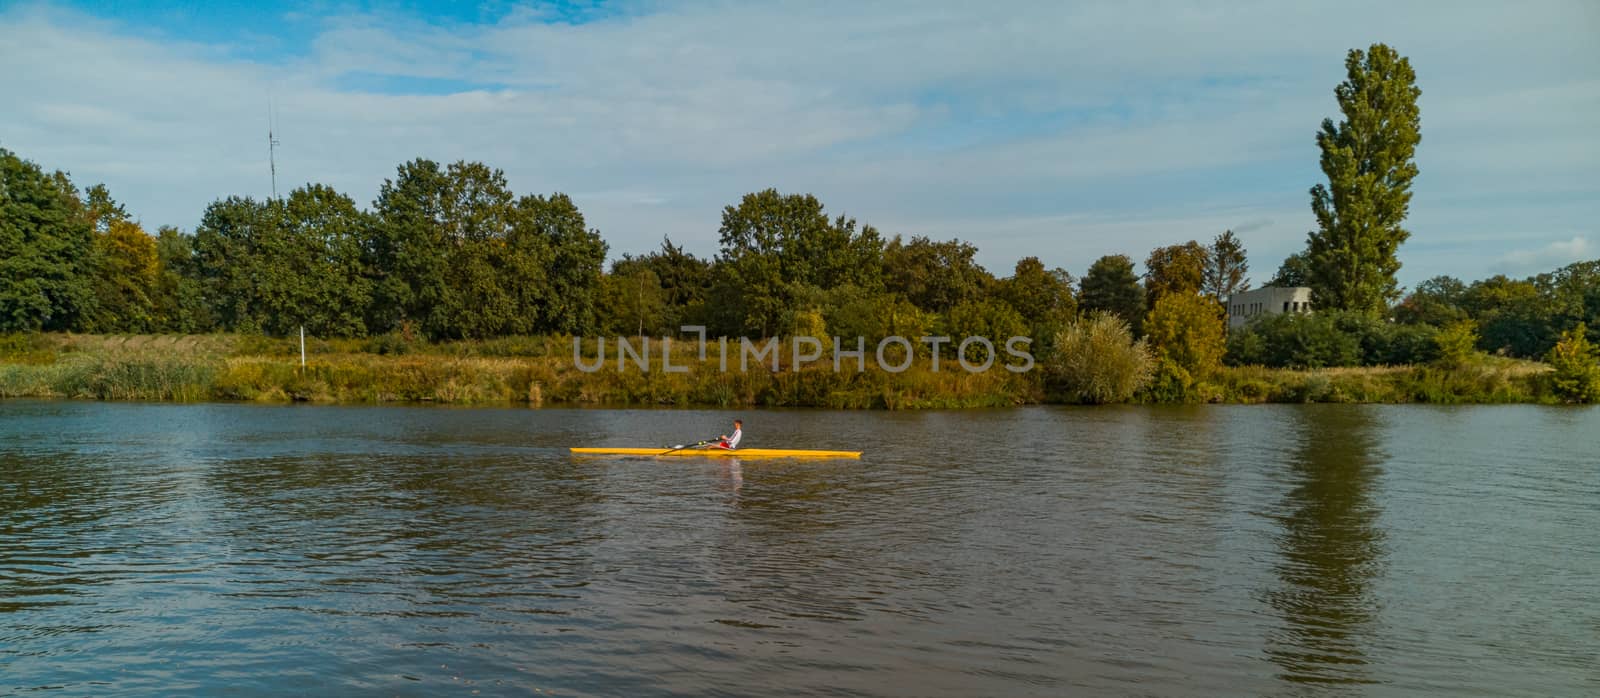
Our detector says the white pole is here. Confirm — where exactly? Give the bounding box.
[300,326,306,369]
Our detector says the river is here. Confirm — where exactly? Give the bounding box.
[2,401,1596,696]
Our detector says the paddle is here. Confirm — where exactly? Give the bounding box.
[659,438,720,456]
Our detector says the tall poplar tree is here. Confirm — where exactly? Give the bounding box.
[1305,43,1422,315]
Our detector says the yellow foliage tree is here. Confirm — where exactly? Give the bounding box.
[92,219,161,332]
[1144,241,1210,310]
[1144,292,1227,389]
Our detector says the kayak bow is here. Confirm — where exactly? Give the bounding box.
[570,447,860,459]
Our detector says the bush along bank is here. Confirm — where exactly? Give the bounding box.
[1,330,1588,407]
[0,333,1037,409]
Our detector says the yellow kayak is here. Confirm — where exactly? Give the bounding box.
[570,447,861,459]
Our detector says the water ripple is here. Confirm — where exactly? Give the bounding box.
[2,401,1597,696]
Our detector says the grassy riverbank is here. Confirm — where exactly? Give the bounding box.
[0,333,1037,409]
[0,333,1562,407]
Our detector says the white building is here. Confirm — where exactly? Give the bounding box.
[1227,286,1313,329]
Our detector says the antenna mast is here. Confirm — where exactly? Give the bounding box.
[268,100,280,199]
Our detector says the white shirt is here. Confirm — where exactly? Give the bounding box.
[724,427,742,449]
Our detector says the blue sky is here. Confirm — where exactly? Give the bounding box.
[2,0,1597,286]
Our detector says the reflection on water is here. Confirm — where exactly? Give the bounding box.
[1265,407,1386,686]
[0,451,115,616]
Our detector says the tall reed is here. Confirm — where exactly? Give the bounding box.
[0,332,1558,407]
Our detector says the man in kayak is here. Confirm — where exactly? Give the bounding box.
[715,419,742,450]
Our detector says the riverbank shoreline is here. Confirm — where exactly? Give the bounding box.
[0,333,1562,408]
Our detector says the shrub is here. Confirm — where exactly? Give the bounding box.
[1228,310,1448,368]
[1375,322,1440,365]
[0,332,55,365]
[1225,312,1360,368]
[363,331,416,355]
[1045,311,1152,404]
[1224,329,1268,366]
[1333,312,1397,365]
[1434,319,1480,369]
[821,287,931,344]
[1142,358,1195,403]
[944,298,1029,364]
[781,308,827,340]
[1284,373,1335,403]
[1546,322,1600,403]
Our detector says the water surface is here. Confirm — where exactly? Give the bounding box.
[2,401,1597,696]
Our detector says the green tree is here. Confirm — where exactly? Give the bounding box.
[80,183,128,234]
[193,185,373,337]
[1305,43,1422,314]
[192,195,273,332]
[366,158,454,336]
[1547,322,1600,403]
[1269,251,1313,287]
[944,298,1028,363]
[651,237,713,307]
[1080,254,1145,335]
[442,239,517,339]
[716,189,884,335]
[1394,275,1468,326]
[600,265,667,336]
[517,193,607,335]
[152,226,210,332]
[882,235,991,314]
[280,184,373,337]
[1462,275,1547,357]
[1203,230,1250,301]
[490,193,549,338]
[998,257,1075,336]
[71,183,151,332]
[1144,240,1210,308]
[1224,312,1362,368]
[429,162,519,339]
[364,160,604,339]
[1368,322,1440,365]
[616,236,713,329]
[822,286,930,344]
[1535,260,1600,346]
[615,237,713,331]
[0,149,98,331]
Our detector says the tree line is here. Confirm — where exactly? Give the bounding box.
[3,43,1597,399]
[0,144,1250,346]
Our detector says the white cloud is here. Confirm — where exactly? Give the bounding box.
[0,0,1596,285]
[1491,236,1596,277]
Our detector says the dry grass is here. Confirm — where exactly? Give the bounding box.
[1216,357,1552,404]
[0,332,1561,407]
[26,333,238,359]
